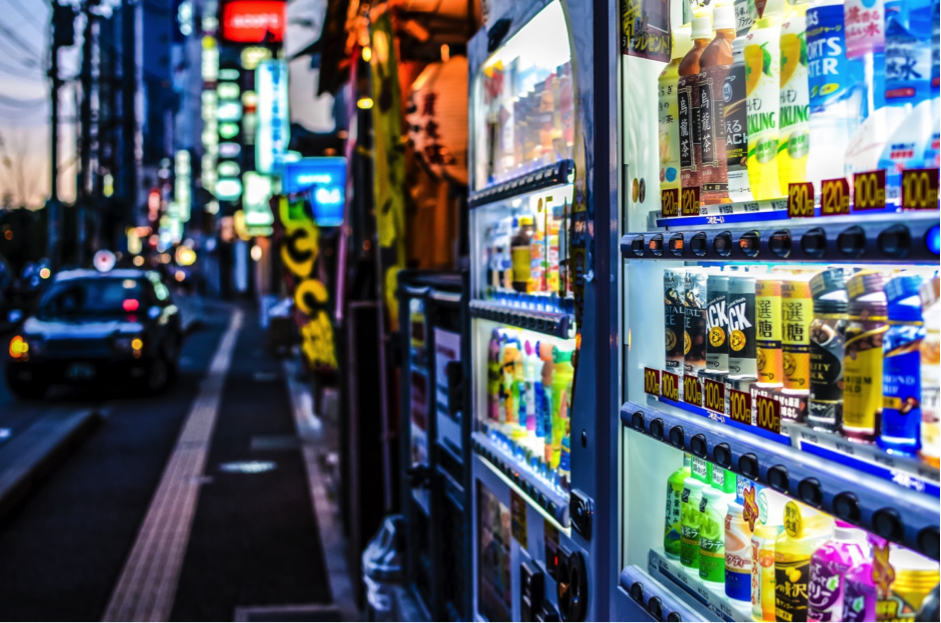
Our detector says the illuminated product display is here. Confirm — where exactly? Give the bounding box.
[220,0,285,44]
[615,1,940,621]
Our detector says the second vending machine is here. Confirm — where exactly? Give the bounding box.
[616,0,939,621]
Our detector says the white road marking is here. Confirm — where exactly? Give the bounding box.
[102,310,243,622]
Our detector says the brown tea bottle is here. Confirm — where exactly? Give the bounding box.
[678,15,714,201]
[698,5,736,204]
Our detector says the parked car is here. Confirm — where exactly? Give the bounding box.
[5,269,183,399]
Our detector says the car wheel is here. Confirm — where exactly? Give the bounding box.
[147,357,170,393]
[8,379,47,400]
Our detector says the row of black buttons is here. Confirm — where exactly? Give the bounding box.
[625,222,929,261]
[628,409,939,560]
[469,302,573,338]
[469,160,575,208]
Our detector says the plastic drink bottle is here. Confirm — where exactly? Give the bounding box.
[523,340,539,435]
[726,35,754,201]
[842,271,888,443]
[511,216,534,293]
[550,347,574,469]
[745,0,785,200]
[782,274,813,394]
[664,454,692,558]
[808,268,849,432]
[807,521,869,622]
[879,275,926,455]
[699,487,730,585]
[679,16,714,200]
[659,26,693,200]
[539,342,555,464]
[681,477,708,569]
[841,561,878,622]
[806,0,867,189]
[699,5,737,204]
[488,330,503,421]
[502,337,522,426]
[775,502,834,622]
[777,0,810,195]
[919,277,940,467]
[725,499,753,601]
[752,523,780,621]
[924,0,940,168]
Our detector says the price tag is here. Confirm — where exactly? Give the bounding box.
[820,178,850,215]
[681,186,700,216]
[644,368,661,396]
[683,375,702,407]
[755,394,781,434]
[728,389,752,425]
[662,371,680,402]
[787,182,815,218]
[901,168,940,210]
[661,188,679,218]
[853,170,886,211]
[703,378,725,414]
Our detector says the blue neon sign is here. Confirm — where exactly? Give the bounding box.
[281,157,347,226]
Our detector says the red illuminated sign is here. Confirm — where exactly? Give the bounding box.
[221,1,286,44]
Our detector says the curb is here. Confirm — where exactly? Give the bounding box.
[0,409,104,521]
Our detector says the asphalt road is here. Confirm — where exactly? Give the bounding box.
[0,301,331,621]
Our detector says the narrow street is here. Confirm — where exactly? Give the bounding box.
[0,301,341,621]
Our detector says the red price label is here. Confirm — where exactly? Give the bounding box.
[788,182,815,218]
[853,170,886,211]
[703,378,725,414]
[728,389,752,425]
[755,394,781,434]
[683,375,702,407]
[681,187,701,216]
[661,188,679,218]
[901,168,940,210]
[644,368,661,396]
[820,178,850,216]
[662,371,680,402]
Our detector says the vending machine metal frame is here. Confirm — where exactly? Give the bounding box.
[466,0,620,620]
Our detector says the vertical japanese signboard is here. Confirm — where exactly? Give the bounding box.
[256,59,289,174]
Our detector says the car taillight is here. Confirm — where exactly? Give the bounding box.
[123,299,140,312]
[9,335,27,359]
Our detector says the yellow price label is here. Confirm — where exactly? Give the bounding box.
[901,168,940,210]
[681,187,701,216]
[728,389,752,425]
[661,188,679,218]
[755,394,781,434]
[787,182,815,218]
[662,371,680,402]
[703,378,725,414]
[820,178,850,216]
[683,375,702,407]
[644,368,661,396]
[853,170,886,211]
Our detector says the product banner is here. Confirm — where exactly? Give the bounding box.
[621,0,673,62]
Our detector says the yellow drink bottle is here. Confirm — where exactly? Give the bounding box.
[745,0,785,200]
[777,0,811,194]
[774,502,833,622]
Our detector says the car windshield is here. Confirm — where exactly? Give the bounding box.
[37,278,147,320]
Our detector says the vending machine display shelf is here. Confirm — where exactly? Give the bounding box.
[647,548,752,622]
[620,401,940,559]
[469,300,575,338]
[621,211,940,263]
[469,160,575,209]
[472,431,570,527]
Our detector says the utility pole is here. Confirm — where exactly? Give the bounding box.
[77,0,100,267]
[48,1,75,270]
[120,0,138,229]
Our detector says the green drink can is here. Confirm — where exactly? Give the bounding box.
[681,477,707,569]
[699,487,730,584]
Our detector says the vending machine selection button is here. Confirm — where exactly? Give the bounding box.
[649,418,664,440]
[737,453,759,480]
[798,477,823,508]
[836,225,866,258]
[690,434,708,458]
[668,425,684,449]
[832,491,861,523]
[767,465,789,493]
[871,508,904,542]
[877,224,911,258]
[713,231,733,256]
[769,229,791,257]
[713,443,732,468]
[737,231,760,257]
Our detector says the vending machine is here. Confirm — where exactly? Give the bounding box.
[616,0,940,621]
[466,0,619,620]
[397,271,471,620]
